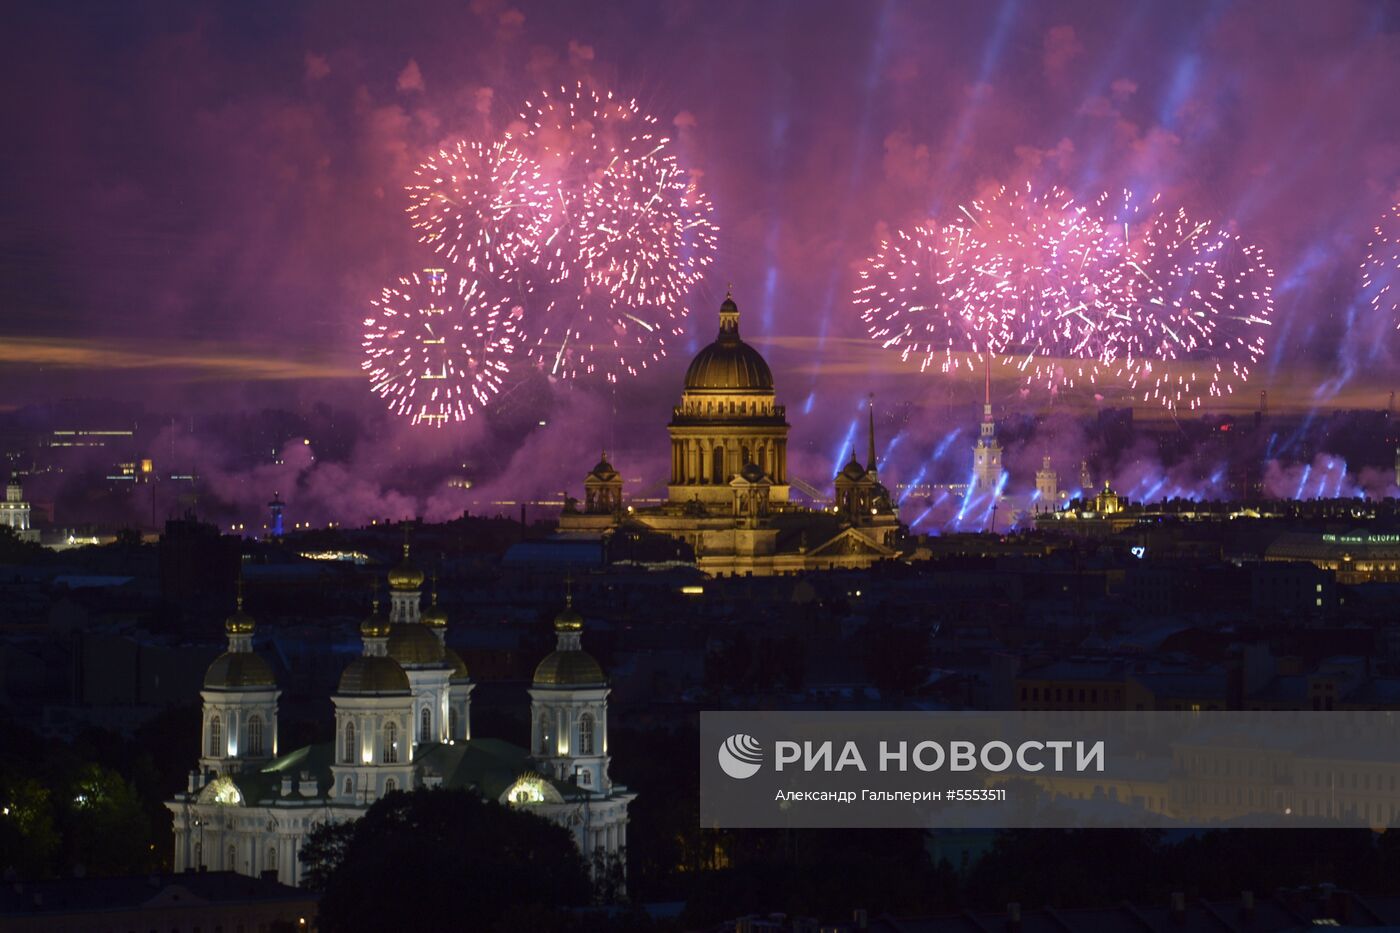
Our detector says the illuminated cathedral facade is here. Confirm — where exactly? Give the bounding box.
[166,550,633,887]
[560,293,901,575]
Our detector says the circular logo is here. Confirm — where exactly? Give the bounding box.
[718,733,763,779]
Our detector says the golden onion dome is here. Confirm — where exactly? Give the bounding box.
[422,592,448,629]
[554,602,584,633]
[224,605,256,636]
[360,601,392,639]
[204,652,275,689]
[444,647,470,682]
[387,622,445,667]
[683,295,774,392]
[337,655,410,695]
[532,649,606,686]
[388,543,425,591]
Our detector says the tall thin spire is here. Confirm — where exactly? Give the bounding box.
[866,393,877,474]
[983,356,993,421]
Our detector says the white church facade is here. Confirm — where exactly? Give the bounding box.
[165,547,634,887]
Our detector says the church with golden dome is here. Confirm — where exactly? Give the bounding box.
[559,292,901,575]
[167,547,634,887]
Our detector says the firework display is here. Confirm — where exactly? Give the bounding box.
[1103,196,1274,410]
[405,140,550,275]
[505,83,718,380]
[856,184,1274,411]
[379,83,718,413]
[362,269,517,427]
[1362,202,1400,323]
[957,183,1128,392]
[853,221,988,374]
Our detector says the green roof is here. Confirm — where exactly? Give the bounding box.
[415,738,589,802]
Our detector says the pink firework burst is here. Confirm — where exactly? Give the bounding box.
[362,269,517,426]
[853,221,992,374]
[404,140,550,275]
[1100,193,1273,411]
[497,82,717,382]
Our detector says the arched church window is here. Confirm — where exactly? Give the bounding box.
[208,716,222,757]
[343,776,353,797]
[579,768,592,786]
[227,844,237,871]
[343,721,356,764]
[539,712,552,755]
[384,721,399,763]
[247,715,263,757]
[419,706,432,743]
[385,778,397,794]
[742,445,751,465]
[449,708,459,740]
[267,846,277,871]
[579,713,596,755]
[712,447,725,482]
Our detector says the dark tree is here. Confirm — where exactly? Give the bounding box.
[306,788,592,932]
[298,819,356,893]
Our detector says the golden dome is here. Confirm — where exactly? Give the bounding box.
[533,650,605,686]
[422,591,448,628]
[554,602,584,633]
[360,601,391,639]
[224,582,255,635]
[224,605,256,636]
[338,655,410,695]
[684,295,773,392]
[387,623,445,666]
[388,543,424,591]
[204,652,275,689]
[444,647,470,682]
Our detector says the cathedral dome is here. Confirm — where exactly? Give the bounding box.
[388,544,424,591]
[338,655,410,695]
[533,649,606,686]
[204,652,276,689]
[683,295,773,392]
[444,647,470,682]
[554,603,584,633]
[360,603,392,639]
[422,601,448,629]
[387,623,446,667]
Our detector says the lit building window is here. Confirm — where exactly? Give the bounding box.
[385,722,399,764]
[579,713,595,756]
[248,716,263,757]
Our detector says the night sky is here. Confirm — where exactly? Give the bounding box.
[2,1,1399,521]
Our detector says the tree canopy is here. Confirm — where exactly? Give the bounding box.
[303,787,593,932]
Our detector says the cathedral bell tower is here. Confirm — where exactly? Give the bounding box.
[199,583,279,777]
[529,590,611,793]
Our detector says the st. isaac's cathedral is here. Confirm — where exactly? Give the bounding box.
[559,292,902,574]
[166,551,633,887]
